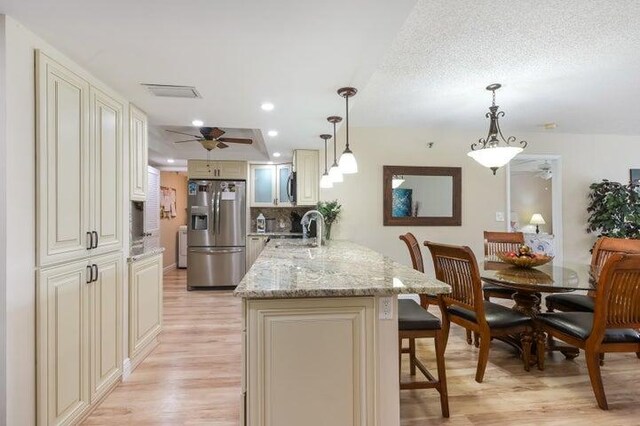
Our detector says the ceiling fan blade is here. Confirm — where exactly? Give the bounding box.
[216,142,229,149]
[200,127,226,140]
[217,137,253,144]
[165,129,201,138]
[173,139,202,143]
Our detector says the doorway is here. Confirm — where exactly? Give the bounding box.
[506,155,563,263]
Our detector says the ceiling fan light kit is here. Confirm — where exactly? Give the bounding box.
[468,83,527,175]
[166,126,253,152]
[337,87,358,174]
[319,134,334,189]
[327,116,344,183]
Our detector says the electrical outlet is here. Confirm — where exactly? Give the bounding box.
[495,211,505,222]
[379,297,393,320]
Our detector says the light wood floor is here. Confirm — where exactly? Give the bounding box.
[85,269,640,425]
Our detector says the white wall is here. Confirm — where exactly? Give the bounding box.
[321,127,640,273]
[0,15,7,424]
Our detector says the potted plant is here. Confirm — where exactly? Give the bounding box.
[317,200,342,240]
[586,179,640,239]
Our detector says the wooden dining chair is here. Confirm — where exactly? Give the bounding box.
[482,231,524,302]
[546,237,640,313]
[424,241,533,383]
[536,253,640,409]
[397,233,450,417]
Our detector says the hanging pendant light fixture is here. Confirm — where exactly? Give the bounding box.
[327,116,343,183]
[337,87,358,174]
[468,83,527,175]
[319,134,333,189]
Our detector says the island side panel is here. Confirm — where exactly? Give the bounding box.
[376,295,400,426]
[245,297,378,426]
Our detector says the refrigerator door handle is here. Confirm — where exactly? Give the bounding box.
[211,190,217,235]
[189,247,244,254]
[216,191,222,235]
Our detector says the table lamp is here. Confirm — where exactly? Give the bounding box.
[530,213,545,234]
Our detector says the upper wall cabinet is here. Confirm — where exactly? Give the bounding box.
[249,163,293,207]
[188,160,248,180]
[294,150,319,206]
[129,104,148,201]
[36,51,124,266]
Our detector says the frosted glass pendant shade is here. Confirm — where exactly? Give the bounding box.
[329,164,343,183]
[320,173,333,189]
[467,146,522,174]
[339,150,358,174]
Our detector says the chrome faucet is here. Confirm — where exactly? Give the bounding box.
[301,210,325,246]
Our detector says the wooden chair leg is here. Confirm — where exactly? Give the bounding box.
[398,336,402,383]
[441,315,451,350]
[474,332,480,348]
[637,352,640,359]
[475,331,491,383]
[409,338,416,375]
[585,350,609,410]
[434,330,450,418]
[599,352,605,366]
[483,291,490,302]
[520,332,532,372]
[536,331,546,371]
[465,329,472,345]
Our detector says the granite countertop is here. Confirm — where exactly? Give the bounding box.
[247,231,304,237]
[129,236,165,262]
[234,239,451,299]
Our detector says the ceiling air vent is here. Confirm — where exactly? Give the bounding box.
[141,84,202,99]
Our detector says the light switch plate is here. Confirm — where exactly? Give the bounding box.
[379,297,393,320]
[495,211,505,222]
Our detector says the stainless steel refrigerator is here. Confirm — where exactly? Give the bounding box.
[187,179,246,289]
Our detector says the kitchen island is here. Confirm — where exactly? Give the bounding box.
[234,240,450,426]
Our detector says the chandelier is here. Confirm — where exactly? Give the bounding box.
[467,83,527,175]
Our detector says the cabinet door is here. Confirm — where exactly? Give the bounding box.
[218,161,248,180]
[129,255,163,360]
[294,150,319,206]
[91,87,123,255]
[36,51,91,266]
[276,164,293,207]
[90,254,122,402]
[37,260,91,425]
[145,166,161,236]
[187,159,216,179]
[250,165,276,207]
[246,236,267,270]
[129,104,148,201]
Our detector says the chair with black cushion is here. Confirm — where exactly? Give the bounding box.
[482,231,525,302]
[546,237,640,313]
[537,253,640,410]
[398,299,449,417]
[425,241,533,383]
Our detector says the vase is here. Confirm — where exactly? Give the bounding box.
[324,223,332,240]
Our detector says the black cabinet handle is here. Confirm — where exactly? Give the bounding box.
[92,231,98,249]
[87,232,92,250]
[91,264,98,283]
[86,265,92,284]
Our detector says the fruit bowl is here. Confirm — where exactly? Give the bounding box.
[497,252,554,268]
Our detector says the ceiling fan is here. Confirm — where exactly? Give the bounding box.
[166,127,253,151]
[536,161,553,180]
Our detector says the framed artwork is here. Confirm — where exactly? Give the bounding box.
[160,186,177,219]
[630,169,640,185]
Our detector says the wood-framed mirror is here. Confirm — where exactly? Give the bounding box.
[383,166,461,226]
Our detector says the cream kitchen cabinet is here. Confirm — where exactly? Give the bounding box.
[37,51,124,266]
[129,104,148,201]
[128,254,163,364]
[249,163,293,207]
[246,235,268,270]
[293,150,319,206]
[188,159,248,180]
[37,253,123,426]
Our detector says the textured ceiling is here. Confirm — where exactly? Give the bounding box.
[352,0,640,135]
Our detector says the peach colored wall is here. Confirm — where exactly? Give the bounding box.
[160,172,188,268]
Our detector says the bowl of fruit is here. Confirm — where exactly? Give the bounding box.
[497,245,553,268]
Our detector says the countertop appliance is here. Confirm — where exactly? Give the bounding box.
[187,179,246,289]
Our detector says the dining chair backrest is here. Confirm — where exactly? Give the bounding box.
[484,231,524,258]
[591,237,640,282]
[425,241,484,317]
[591,254,640,341]
[399,233,424,273]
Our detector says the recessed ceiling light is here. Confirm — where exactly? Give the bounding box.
[273,152,281,158]
[261,102,274,111]
[268,130,278,137]
[167,158,175,163]
[543,122,557,130]
[192,119,204,127]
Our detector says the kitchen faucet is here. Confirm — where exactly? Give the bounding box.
[301,210,325,246]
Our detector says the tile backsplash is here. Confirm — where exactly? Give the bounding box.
[250,207,313,233]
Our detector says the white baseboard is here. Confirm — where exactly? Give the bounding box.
[122,357,132,379]
[163,263,177,273]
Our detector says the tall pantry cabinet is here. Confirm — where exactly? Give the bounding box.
[35,50,125,425]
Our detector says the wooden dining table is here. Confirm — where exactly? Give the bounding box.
[481,259,596,365]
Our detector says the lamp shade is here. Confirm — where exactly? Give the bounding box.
[467,146,523,171]
[320,173,333,189]
[530,213,546,225]
[339,150,358,174]
[329,164,343,183]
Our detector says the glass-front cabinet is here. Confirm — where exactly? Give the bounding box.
[250,163,293,207]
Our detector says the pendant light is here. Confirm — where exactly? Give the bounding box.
[327,116,343,183]
[337,87,358,174]
[467,83,527,175]
[319,134,333,189]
